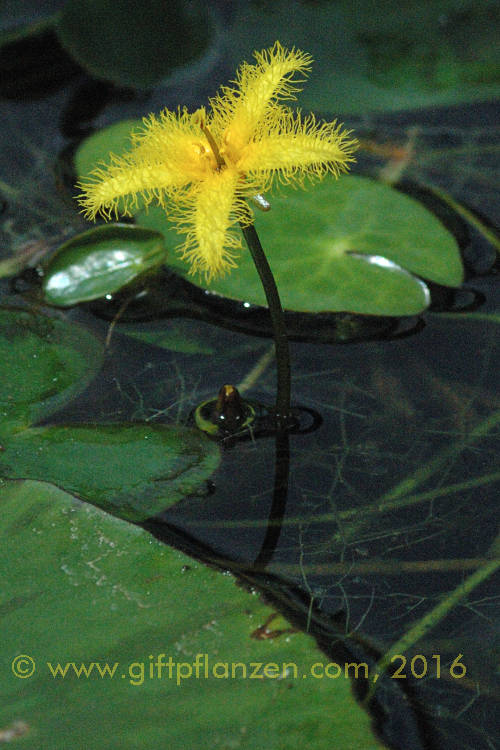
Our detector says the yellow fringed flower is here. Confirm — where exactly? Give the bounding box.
[77,41,357,280]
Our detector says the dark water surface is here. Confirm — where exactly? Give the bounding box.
[1,28,498,750]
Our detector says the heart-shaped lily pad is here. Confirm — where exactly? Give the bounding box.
[74,119,141,180]
[56,0,212,88]
[137,176,463,316]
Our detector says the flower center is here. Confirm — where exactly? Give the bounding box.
[195,117,225,172]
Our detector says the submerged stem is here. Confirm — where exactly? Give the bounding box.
[239,211,291,426]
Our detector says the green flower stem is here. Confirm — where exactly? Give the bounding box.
[239,216,291,425]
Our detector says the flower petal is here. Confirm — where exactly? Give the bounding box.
[214,42,312,158]
[174,168,247,280]
[77,161,184,221]
[77,108,212,220]
[236,113,358,188]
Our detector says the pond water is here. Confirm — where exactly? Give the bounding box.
[1,24,498,750]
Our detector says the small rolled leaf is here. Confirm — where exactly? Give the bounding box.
[42,224,168,307]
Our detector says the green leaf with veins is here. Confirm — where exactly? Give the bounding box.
[137,176,463,316]
[0,479,387,750]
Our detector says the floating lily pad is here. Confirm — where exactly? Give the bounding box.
[137,176,463,316]
[56,0,212,88]
[73,119,141,181]
[0,479,387,749]
[0,306,219,519]
[0,423,220,521]
[42,224,168,307]
[74,119,463,316]
[0,306,103,429]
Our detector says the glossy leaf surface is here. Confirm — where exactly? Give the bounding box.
[42,224,168,307]
[137,177,463,315]
[75,122,463,316]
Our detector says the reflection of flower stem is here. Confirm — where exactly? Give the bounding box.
[253,428,290,569]
[239,212,291,426]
